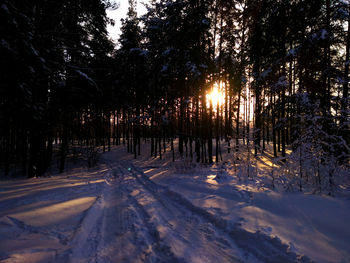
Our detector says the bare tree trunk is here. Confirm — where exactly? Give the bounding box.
[272,92,277,157]
[195,93,201,162]
[59,122,68,174]
[208,101,213,164]
[281,67,286,160]
[236,91,241,152]
[342,6,350,138]
[178,98,184,156]
[254,83,261,156]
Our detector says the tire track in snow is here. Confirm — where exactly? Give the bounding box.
[67,169,116,263]
[107,164,182,263]
[118,161,310,263]
[68,194,105,263]
[5,216,69,245]
[117,161,243,263]
[68,159,181,263]
[71,154,308,263]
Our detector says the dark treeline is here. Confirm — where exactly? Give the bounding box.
[1,0,116,177]
[1,0,349,193]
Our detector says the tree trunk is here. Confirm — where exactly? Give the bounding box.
[208,101,213,164]
[342,6,350,137]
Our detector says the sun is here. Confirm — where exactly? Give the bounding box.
[206,82,225,109]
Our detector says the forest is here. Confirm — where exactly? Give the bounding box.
[1,0,349,195]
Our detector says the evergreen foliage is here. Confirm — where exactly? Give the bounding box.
[1,0,349,194]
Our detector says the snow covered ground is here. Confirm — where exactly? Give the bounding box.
[0,144,349,263]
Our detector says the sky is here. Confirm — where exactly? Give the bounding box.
[106,1,148,42]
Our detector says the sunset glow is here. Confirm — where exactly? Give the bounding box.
[206,83,225,109]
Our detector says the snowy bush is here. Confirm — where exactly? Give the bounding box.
[274,95,350,195]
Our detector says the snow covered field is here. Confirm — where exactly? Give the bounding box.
[0,144,349,263]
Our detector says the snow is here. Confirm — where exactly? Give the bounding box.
[1,4,9,14]
[76,70,95,85]
[311,29,328,42]
[320,29,328,40]
[336,7,349,18]
[260,68,271,80]
[186,62,200,76]
[0,165,107,262]
[202,19,210,26]
[337,76,346,84]
[162,48,174,56]
[339,0,350,6]
[130,48,148,56]
[0,143,349,262]
[161,64,168,72]
[287,48,298,57]
[0,39,15,54]
[273,76,288,88]
[148,25,160,30]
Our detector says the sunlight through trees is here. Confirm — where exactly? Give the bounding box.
[1,0,349,194]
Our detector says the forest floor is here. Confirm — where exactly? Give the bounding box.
[0,143,350,263]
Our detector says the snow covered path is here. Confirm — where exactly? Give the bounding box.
[68,161,181,263]
[102,160,242,263]
[2,145,349,262]
[66,151,302,263]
